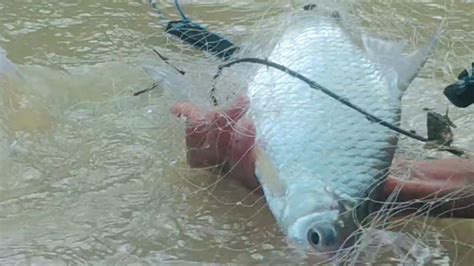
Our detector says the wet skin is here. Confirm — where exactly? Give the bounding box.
[171,96,474,218]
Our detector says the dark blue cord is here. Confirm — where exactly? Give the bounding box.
[175,0,189,21]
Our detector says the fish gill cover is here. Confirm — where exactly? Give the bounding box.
[0,0,473,265]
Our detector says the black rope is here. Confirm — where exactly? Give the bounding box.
[152,48,185,75]
[133,83,159,96]
[174,0,189,21]
[212,57,429,142]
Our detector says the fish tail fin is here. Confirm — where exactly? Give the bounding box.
[395,20,445,92]
[363,20,444,96]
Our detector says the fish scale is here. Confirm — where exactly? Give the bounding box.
[246,11,437,254]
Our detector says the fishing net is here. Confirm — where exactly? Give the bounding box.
[0,0,473,265]
[142,0,474,264]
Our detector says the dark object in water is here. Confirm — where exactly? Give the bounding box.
[423,110,468,157]
[443,62,474,108]
[302,3,340,18]
[303,4,317,10]
[146,0,238,60]
[426,111,455,146]
[165,0,237,60]
[165,20,238,60]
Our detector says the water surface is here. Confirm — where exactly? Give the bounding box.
[0,0,473,264]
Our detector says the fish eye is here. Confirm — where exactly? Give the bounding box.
[308,229,321,247]
[307,226,337,249]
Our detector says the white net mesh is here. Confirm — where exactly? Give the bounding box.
[0,0,473,265]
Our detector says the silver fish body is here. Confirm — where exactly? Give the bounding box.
[246,12,438,254]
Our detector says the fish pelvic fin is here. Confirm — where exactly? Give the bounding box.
[254,147,286,198]
[363,20,444,97]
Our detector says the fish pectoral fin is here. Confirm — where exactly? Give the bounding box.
[254,148,286,197]
[363,21,444,95]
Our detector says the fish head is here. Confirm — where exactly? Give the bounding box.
[256,151,361,255]
[282,188,358,255]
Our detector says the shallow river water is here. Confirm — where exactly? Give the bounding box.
[0,0,473,265]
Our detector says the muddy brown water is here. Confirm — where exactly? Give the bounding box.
[0,1,473,265]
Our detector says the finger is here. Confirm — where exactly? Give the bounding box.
[171,102,205,123]
[228,119,256,163]
[213,95,250,129]
[223,95,250,122]
[384,174,474,218]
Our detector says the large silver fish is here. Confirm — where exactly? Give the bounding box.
[246,11,440,255]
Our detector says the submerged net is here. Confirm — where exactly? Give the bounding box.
[0,0,473,265]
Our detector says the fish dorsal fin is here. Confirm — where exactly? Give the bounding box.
[363,23,443,96]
